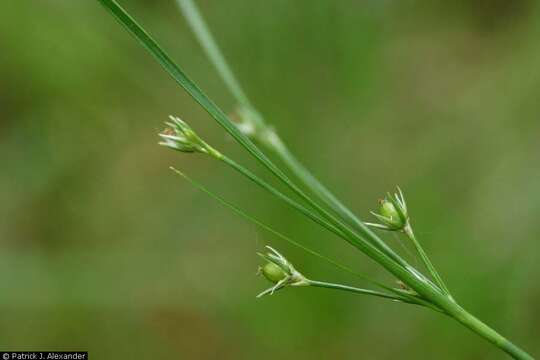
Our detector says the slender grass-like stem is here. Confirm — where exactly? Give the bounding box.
[169,167,380,288]
[217,154,433,288]
[307,280,408,302]
[175,0,404,265]
[218,155,347,241]
[97,1,422,290]
[170,167,436,310]
[270,137,406,261]
[96,1,534,358]
[218,155,471,319]
[175,0,252,110]
[441,303,534,360]
[404,223,451,297]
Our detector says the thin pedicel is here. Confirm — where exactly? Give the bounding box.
[97,1,534,358]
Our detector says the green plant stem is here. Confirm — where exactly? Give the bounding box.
[307,280,408,302]
[97,2,534,358]
[113,0,442,320]
[175,0,251,109]
[99,0,413,282]
[97,0,418,285]
[404,223,451,297]
[218,154,436,288]
[218,155,345,240]
[216,115,535,360]
[170,166,436,310]
[169,167,382,289]
[175,0,403,264]
[218,155,467,315]
[441,304,534,360]
[270,135,406,255]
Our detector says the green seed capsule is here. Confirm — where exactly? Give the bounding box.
[380,200,398,218]
[379,200,405,229]
[261,262,287,283]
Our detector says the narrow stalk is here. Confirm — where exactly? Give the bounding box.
[98,2,534,358]
[270,136,406,261]
[404,223,451,297]
[175,0,404,264]
[271,137,362,225]
[97,0,419,285]
[175,0,252,109]
[218,155,347,241]
[170,166,387,291]
[189,153,535,359]
[442,303,533,360]
[218,154,437,285]
[170,166,435,309]
[307,280,408,302]
[219,154,455,313]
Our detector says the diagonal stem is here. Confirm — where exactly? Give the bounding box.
[403,223,451,297]
[217,154,461,315]
[307,280,411,303]
[175,0,252,109]
[96,2,535,358]
[170,167,391,291]
[218,154,420,279]
[175,0,405,264]
[97,0,454,319]
[170,166,440,310]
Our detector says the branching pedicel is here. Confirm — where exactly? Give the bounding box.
[159,117,443,311]
[97,0,534,358]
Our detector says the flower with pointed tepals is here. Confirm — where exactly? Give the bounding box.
[257,246,309,297]
[366,187,409,231]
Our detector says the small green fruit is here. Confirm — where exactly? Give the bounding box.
[261,262,287,283]
[380,200,398,219]
[379,199,405,229]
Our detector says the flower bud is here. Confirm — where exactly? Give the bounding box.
[159,115,219,156]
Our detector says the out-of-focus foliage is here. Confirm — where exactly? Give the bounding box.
[1,1,539,358]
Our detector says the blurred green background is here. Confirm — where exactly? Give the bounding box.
[1,0,539,358]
